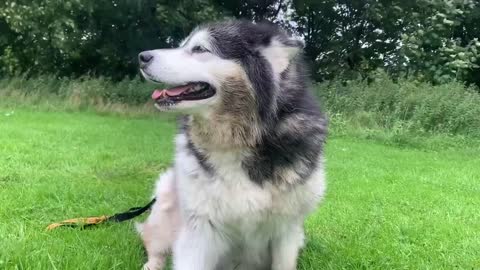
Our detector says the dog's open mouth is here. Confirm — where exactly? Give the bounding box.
[151,82,216,105]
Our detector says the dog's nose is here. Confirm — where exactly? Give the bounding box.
[139,51,154,67]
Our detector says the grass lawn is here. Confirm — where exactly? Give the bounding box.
[0,108,479,270]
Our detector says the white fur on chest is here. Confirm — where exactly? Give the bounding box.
[169,133,326,270]
[173,134,325,230]
[175,134,271,223]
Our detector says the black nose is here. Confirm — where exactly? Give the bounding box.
[139,51,154,67]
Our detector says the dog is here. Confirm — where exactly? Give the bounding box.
[137,20,327,270]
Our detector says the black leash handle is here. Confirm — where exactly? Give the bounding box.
[108,198,157,222]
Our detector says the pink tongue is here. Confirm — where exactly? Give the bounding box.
[151,84,192,100]
[151,90,165,100]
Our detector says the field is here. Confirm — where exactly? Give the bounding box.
[0,108,479,269]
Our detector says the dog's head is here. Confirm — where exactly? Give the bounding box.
[139,20,303,116]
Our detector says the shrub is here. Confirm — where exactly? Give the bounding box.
[316,72,480,136]
[0,75,158,106]
[1,73,479,137]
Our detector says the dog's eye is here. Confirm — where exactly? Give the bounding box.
[192,46,209,54]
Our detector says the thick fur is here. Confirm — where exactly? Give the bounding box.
[138,20,327,270]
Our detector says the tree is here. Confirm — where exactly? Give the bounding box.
[0,0,221,78]
[291,0,418,81]
[401,0,479,84]
[0,0,479,88]
[212,0,283,21]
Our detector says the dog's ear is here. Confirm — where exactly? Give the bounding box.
[262,38,304,74]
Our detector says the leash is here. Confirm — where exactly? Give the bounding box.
[46,198,156,231]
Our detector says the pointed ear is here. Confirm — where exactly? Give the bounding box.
[261,38,303,74]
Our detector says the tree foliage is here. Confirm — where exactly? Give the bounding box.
[0,0,479,87]
[0,0,222,78]
[401,0,480,84]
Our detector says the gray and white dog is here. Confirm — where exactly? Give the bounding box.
[137,20,327,270]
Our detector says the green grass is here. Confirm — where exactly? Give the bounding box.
[1,108,479,270]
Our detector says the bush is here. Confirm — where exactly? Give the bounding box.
[316,72,480,136]
[0,75,158,104]
[1,73,479,137]
[0,75,166,116]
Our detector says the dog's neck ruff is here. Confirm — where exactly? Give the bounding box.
[188,114,261,150]
[187,76,265,150]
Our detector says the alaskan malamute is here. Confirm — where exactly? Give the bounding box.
[137,20,327,270]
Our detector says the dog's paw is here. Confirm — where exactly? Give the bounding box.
[142,261,163,270]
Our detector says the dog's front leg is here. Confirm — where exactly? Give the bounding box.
[173,222,227,270]
[271,224,305,270]
[138,169,180,270]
